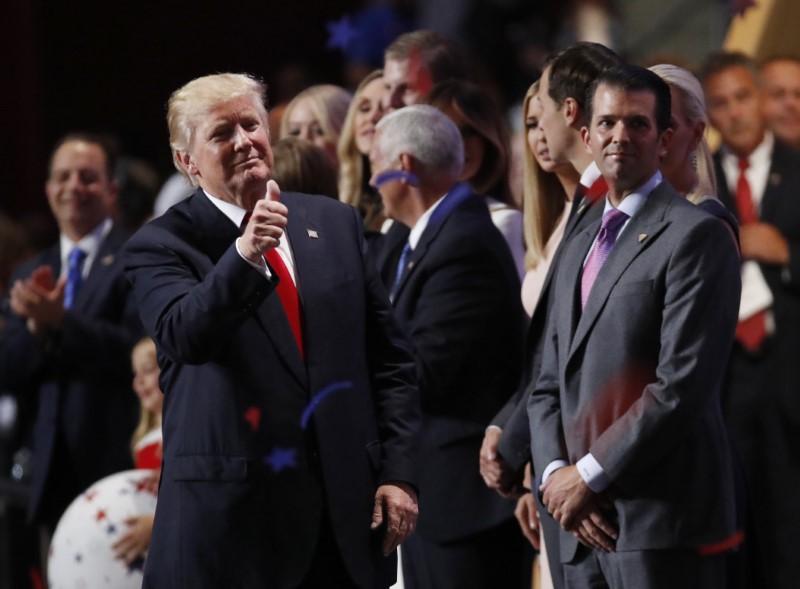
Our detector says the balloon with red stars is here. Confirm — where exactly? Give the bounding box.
[48,469,158,588]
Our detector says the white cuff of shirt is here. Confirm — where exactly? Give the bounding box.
[576,453,611,493]
[236,237,272,279]
[541,460,568,485]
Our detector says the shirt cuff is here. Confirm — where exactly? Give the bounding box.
[576,454,611,493]
[236,237,272,279]
[541,459,568,485]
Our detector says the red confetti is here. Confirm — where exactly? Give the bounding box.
[244,407,262,432]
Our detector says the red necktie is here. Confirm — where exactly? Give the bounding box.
[735,158,767,352]
[242,213,304,358]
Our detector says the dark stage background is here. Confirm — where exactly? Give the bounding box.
[2,0,362,223]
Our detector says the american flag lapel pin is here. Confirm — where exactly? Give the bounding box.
[100,254,115,266]
[307,229,319,239]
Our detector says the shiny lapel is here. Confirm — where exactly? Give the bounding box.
[70,224,126,313]
[566,185,672,363]
[257,196,309,389]
[392,183,476,302]
[192,191,308,389]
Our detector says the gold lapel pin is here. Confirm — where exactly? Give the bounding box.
[307,229,319,239]
[638,234,647,243]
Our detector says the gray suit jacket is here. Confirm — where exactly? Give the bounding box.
[528,181,740,561]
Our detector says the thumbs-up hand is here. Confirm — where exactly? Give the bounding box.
[239,180,288,263]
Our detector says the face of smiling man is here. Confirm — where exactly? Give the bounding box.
[583,83,672,206]
[181,95,274,210]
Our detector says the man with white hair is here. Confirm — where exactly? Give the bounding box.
[370,104,526,588]
[123,73,421,589]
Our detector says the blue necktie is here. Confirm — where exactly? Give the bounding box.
[64,247,87,309]
[392,241,413,298]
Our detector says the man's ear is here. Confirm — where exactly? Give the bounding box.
[176,150,199,177]
[658,127,674,158]
[581,126,592,155]
[399,153,414,173]
[564,98,581,128]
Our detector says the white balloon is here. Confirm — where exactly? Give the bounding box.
[48,469,158,588]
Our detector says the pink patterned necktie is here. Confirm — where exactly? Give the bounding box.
[581,208,629,309]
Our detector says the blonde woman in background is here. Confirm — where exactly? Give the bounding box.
[519,80,580,317]
[337,70,387,231]
[649,64,738,239]
[279,84,352,166]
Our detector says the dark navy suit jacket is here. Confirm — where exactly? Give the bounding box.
[123,190,420,589]
[0,223,141,524]
[381,187,525,543]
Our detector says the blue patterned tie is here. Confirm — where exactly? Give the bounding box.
[580,208,629,309]
[392,241,413,298]
[64,247,87,309]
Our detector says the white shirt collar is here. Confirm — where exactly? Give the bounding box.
[408,192,447,250]
[580,161,602,189]
[203,190,249,230]
[602,171,662,224]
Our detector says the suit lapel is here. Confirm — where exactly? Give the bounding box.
[567,186,672,362]
[760,141,787,222]
[70,224,125,313]
[393,184,477,302]
[257,195,308,389]
[526,198,603,342]
[192,191,309,389]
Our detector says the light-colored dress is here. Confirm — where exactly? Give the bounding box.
[487,197,526,280]
[520,206,570,318]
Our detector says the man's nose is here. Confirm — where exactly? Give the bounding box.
[371,104,384,124]
[233,126,253,150]
[65,172,84,192]
[612,122,630,143]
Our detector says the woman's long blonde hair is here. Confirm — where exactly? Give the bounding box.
[649,64,717,203]
[522,81,570,270]
[337,70,385,229]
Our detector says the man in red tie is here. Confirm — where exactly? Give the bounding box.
[123,73,421,589]
[702,51,800,589]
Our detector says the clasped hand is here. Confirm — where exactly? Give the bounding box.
[10,266,66,334]
[540,465,618,552]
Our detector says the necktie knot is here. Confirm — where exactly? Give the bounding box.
[738,157,749,173]
[599,208,629,238]
[69,247,87,267]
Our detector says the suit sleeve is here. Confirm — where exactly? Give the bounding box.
[357,207,421,487]
[527,312,568,483]
[589,217,741,485]
[0,261,141,390]
[123,224,278,364]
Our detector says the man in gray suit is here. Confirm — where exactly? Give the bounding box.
[528,64,741,587]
